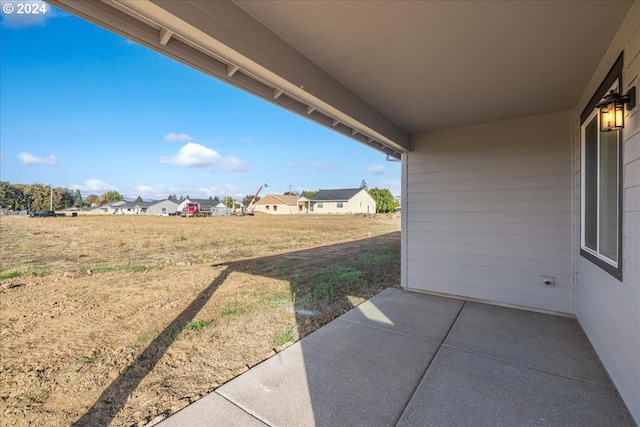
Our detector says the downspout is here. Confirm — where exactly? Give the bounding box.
[400,152,408,289]
[570,112,578,314]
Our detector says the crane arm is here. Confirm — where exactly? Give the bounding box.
[247,184,267,209]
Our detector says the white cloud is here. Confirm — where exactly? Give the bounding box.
[222,156,250,172]
[159,142,222,167]
[70,179,112,193]
[135,184,155,193]
[1,1,59,29]
[198,184,242,199]
[18,151,57,166]
[159,142,249,172]
[288,160,340,171]
[312,162,336,170]
[366,165,385,175]
[163,132,192,142]
[124,184,167,201]
[112,183,184,201]
[288,161,305,169]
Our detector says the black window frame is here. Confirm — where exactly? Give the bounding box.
[579,53,624,281]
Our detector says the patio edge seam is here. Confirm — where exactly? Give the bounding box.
[391,300,468,426]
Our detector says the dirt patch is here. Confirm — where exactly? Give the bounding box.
[0,214,400,426]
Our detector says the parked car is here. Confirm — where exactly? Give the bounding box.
[29,210,63,217]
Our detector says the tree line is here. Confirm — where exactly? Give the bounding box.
[1,181,399,213]
[0,183,234,211]
[0,182,126,212]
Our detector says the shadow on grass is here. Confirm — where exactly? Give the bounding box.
[73,231,400,426]
[73,267,232,426]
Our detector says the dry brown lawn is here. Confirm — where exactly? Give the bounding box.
[0,213,400,426]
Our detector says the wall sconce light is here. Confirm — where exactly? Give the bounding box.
[596,86,636,131]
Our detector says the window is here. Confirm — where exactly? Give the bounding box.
[318,202,323,208]
[337,201,343,208]
[579,54,624,280]
[273,205,278,211]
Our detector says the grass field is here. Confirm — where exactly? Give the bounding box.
[0,213,400,426]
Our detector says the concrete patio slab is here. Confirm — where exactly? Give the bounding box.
[340,287,464,343]
[217,317,439,426]
[397,346,636,427]
[157,289,636,426]
[445,302,614,387]
[158,392,267,427]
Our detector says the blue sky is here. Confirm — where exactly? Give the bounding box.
[0,1,400,201]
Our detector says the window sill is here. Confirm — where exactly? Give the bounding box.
[580,248,623,281]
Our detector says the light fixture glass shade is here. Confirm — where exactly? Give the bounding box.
[596,89,628,132]
[599,100,624,131]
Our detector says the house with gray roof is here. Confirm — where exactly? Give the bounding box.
[107,199,178,215]
[306,188,375,214]
[145,199,179,215]
[108,201,145,215]
[92,200,125,213]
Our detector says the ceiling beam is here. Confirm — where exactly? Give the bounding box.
[227,64,239,77]
[159,27,173,45]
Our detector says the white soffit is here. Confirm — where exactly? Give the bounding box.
[235,1,633,134]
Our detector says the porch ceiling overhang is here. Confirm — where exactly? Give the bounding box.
[48,1,633,155]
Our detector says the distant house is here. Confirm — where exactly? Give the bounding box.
[254,194,303,215]
[107,199,178,215]
[307,188,375,214]
[146,199,179,215]
[93,200,125,213]
[108,201,145,215]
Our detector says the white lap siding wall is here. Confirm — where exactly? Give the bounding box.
[404,111,574,313]
[573,3,640,421]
